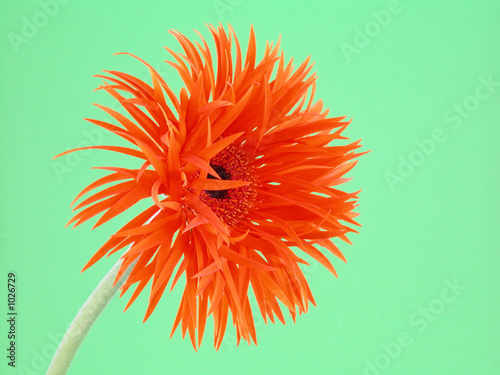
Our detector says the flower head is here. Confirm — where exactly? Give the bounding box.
[56,24,365,349]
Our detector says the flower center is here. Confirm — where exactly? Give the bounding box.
[200,145,256,226]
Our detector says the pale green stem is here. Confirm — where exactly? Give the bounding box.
[46,258,135,375]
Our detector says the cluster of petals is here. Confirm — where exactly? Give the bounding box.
[57,24,365,349]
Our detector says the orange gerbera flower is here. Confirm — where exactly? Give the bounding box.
[56,24,364,350]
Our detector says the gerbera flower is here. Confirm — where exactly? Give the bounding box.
[56,24,364,350]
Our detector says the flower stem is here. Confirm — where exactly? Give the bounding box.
[46,259,134,375]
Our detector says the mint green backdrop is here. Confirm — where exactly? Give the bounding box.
[1,1,498,374]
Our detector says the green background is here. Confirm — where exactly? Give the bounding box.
[1,0,499,374]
